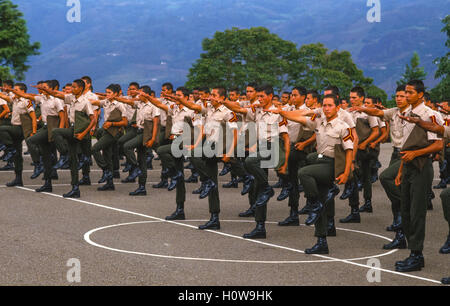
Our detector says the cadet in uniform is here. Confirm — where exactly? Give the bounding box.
[116,86,160,195]
[241,85,290,239]
[173,87,238,230]
[275,94,354,253]
[399,96,449,283]
[0,81,13,171]
[392,80,443,273]
[0,83,37,187]
[40,79,96,198]
[15,81,65,192]
[90,84,128,191]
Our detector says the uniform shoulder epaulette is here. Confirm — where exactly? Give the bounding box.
[229,112,238,123]
[279,118,288,127]
[311,113,317,121]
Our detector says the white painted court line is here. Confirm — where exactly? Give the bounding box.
[13,186,445,285]
[84,220,398,264]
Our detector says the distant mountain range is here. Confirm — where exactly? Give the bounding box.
[14,0,450,95]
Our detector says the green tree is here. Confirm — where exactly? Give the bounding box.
[396,51,427,86]
[185,27,298,92]
[0,0,40,81]
[290,43,374,97]
[431,15,450,101]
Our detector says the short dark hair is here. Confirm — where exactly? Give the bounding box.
[325,85,340,97]
[256,84,274,96]
[106,84,121,94]
[396,85,406,92]
[140,85,152,95]
[2,80,14,88]
[15,83,27,92]
[350,86,366,98]
[198,87,210,93]
[73,79,86,92]
[162,82,174,92]
[176,86,190,97]
[81,76,93,90]
[323,94,340,106]
[292,86,307,96]
[365,96,376,103]
[228,87,240,94]
[282,91,291,96]
[50,80,60,90]
[406,80,425,94]
[247,82,258,90]
[423,92,431,102]
[129,82,140,89]
[307,89,319,100]
[213,87,227,98]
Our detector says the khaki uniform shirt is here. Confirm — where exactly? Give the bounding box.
[11,97,34,126]
[35,95,64,123]
[64,94,94,124]
[304,116,354,158]
[136,102,161,129]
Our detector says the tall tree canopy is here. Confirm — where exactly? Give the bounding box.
[186,27,386,101]
[397,51,427,87]
[0,0,40,81]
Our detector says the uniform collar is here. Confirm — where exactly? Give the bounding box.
[320,116,339,128]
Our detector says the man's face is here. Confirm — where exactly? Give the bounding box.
[72,82,84,96]
[228,91,239,102]
[175,90,186,104]
[14,85,24,94]
[281,93,290,105]
[405,85,423,105]
[349,92,364,107]
[291,89,305,106]
[364,98,375,108]
[396,91,408,109]
[162,86,172,96]
[64,86,73,94]
[340,100,349,109]
[257,91,272,107]
[246,86,257,101]
[106,89,118,100]
[192,90,200,101]
[211,89,224,107]
[305,94,316,108]
[128,85,139,97]
[200,91,209,101]
[272,96,280,103]
[322,98,339,119]
[82,79,91,92]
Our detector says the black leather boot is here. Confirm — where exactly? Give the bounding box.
[63,185,80,198]
[98,170,107,184]
[359,199,373,213]
[243,222,266,239]
[439,235,450,254]
[166,203,185,220]
[442,277,450,285]
[298,200,312,215]
[305,199,324,226]
[277,182,293,201]
[168,171,184,191]
[192,181,206,195]
[78,175,91,186]
[185,172,199,183]
[31,163,44,179]
[395,252,425,272]
[198,213,220,230]
[305,237,329,254]
[36,179,52,193]
[238,204,256,218]
[383,230,407,250]
[219,163,232,176]
[6,174,23,187]
[255,185,275,206]
[98,172,115,191]
[340,181,355,200]
[0,160,14,171]
[223,176,238,188]
[339,207,361,223]
[129,184,147,196]
[386,213,402,231]
[53,155,69,170]
[278,208,300,226]
[327,218,337,237]
[199,179,217,199]
[241,175,254,195]
[271,177,283,188]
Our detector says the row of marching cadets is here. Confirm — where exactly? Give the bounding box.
[0,79,448,284]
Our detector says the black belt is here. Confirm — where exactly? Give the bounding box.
[393,147,401,153]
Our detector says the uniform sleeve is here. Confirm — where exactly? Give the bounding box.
[34,96,43,106]
[303,116,318,131]
[225,111,238,130]
[340,124,355,151]
[427,113,442,141]
[377,117,386,128]
[368,115,379,128]
[64,94,74,105]
[340,110,355,129]
[26,100,35,114]
[84,101,94,117]
[444,126,450,142]
[382,108,396,122]
[54,98,65,113]
[0,98,6,106]
[278,114,288,134]
[245,106,257,122]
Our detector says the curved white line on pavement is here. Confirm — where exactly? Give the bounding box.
[84,220,398,264]
[14,186,443,285]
